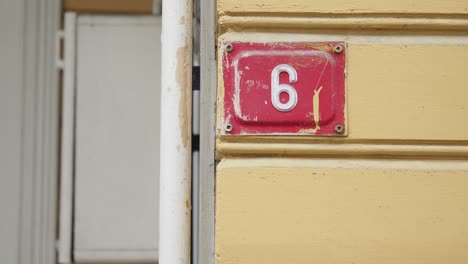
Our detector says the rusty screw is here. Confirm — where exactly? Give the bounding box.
[334,124,344,134]
[225,123,233,132]
[226,43,233,52]
[333,45,343,53]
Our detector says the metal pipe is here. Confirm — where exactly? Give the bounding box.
[159,0,192,263]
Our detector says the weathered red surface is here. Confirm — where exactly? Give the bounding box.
[221,41,346,136]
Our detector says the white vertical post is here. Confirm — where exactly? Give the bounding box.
[58,12,76,264]
[159,0,193,263]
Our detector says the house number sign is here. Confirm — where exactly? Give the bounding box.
[221,41,346,136]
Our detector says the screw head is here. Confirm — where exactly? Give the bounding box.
[226,43,233,52]
[333,45,343,53]
[334,124,344,134]
[225,123,233,132]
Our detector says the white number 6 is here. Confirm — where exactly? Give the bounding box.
[271,64,298,112]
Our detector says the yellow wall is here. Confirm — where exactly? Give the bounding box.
[216,159,468,264]
[215,0,468,263]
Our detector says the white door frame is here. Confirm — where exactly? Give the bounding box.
[197,0,216,264]
[17,0,61,263]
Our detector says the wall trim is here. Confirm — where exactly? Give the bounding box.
[198,0,216,264]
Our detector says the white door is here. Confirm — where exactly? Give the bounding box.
[72,15,161,262]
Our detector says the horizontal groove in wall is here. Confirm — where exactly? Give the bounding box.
[219,16,468,31]
[218,137,468,146]
[216,141,468,159]
[220,12,468,19]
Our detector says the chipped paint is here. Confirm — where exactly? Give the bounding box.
[297,87,322,134]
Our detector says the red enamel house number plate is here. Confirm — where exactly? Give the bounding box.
[221,41,346,136]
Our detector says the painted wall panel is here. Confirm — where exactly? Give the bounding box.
[347,44,468,141]
[218,0,468,15]
[216,158,468,264]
